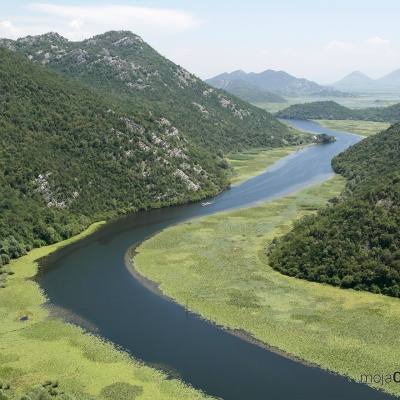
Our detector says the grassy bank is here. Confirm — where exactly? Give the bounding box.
[133,175,400,398]
[0,223,213,400]
[316,119,390,137]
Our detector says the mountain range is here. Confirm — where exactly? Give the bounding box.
[332,70,400,92]
[206,69,353,98]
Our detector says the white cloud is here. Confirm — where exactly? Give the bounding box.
[366,36,390,46]
[69,15,85,31]
[27,3,204,39]
[325,40,354,52]
[0,20,23,38]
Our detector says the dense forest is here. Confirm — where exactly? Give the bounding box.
[0,46,227,270]
[276,100,400,122]
[269,123,400,297]
[0,33,318,278]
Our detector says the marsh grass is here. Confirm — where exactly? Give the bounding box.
[226,146,302,186]
[0,223,213,400]
[134,175,400,398]
[316,120,390,137]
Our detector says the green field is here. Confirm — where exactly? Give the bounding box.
[316,119,391,137]
[134,175,400,398]
[0,223,213,400]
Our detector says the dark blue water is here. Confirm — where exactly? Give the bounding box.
[40,120,397,399]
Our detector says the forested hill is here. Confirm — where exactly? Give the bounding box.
[269,123,400,297]
[0,46,232,266]
[0,35,315,273]
[275,100,400,122]
[0,30,304,151]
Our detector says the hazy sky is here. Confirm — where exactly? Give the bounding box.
[1,0,400,83]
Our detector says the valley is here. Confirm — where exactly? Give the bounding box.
[1,24,400,400]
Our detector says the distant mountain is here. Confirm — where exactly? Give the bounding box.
[206,69,353,97]
[333,69,400,92]
[276,100,400,122]
[376,69,400,88]
[332,71,375,91]
[217,78,287,103]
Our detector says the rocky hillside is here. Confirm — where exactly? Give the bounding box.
[0,32,318,271]
[0,46,238,267]
[0,31,306,151]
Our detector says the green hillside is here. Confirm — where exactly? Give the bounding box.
[1,31,303,151]
[275,100,356,120]
[275,100,400,122]
[269,123,400,297]
[0,46,236,267]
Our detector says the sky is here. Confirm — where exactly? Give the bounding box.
[1,0,400,84]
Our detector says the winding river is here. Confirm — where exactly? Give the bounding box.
[40,120,396,400]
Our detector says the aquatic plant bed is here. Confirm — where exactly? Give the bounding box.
[134,175,400,398]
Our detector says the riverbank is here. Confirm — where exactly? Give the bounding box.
[0,222,214,399]
[133,175,400,398]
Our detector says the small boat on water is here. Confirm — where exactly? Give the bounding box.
[201,202,212,206]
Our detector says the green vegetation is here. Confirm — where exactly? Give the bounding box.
[317,120,391,137]
[270,123,400,297]
[276,100,400,122]
[0,223,213,400]
[133,176,400,397]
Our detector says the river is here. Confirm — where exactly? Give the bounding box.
[39,120,396,400]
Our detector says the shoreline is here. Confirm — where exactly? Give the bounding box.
[125,242,334,372]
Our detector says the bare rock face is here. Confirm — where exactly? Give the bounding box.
[173,169,201,191]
